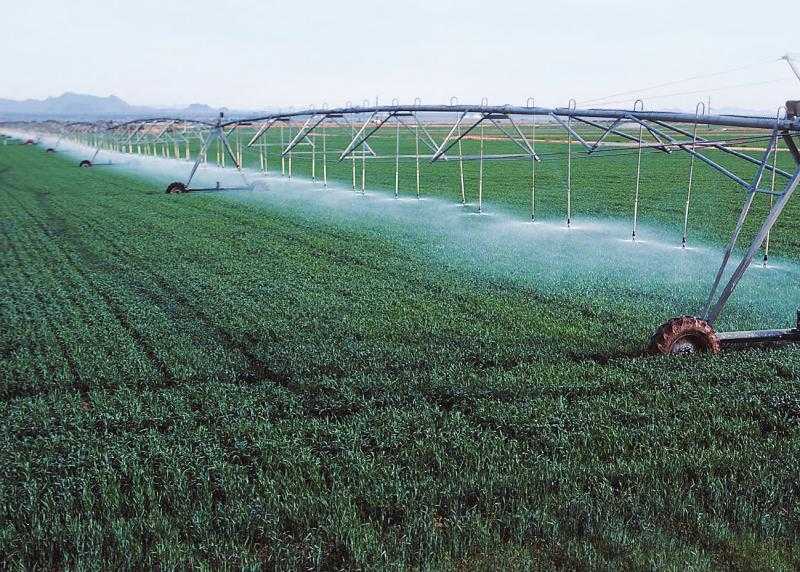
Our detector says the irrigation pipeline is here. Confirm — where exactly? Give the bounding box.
[6,100,800,355]
[212,104,800,131]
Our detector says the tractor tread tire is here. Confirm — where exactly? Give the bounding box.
[648,315,720,355]
[165,181,187,194]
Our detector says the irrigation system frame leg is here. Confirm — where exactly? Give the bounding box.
[702,130,779,319]
[185,130,215,188]
[650,132,800,354]
[707,167,800,323]
[218,126,251,188]
[704,166,800,349]
[79,144,104,168]
[166,118,252,194]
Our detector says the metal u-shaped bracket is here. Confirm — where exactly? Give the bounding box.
[345,100,356,190]
[451,96,466,205]
[682,100,705,248]
[414,97,422,199]
[763,104,786,266]
[478,97,489,212]
[280,122,285,176]
[393,98,401,198]
[566,98,577,227]
[321,102,329,188]
[308,104,317,181]
[527,96,536,221]
[360,99,370,195]
[631,99,645,241]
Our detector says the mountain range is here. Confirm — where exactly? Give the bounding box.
[0,92,230,121]
[0,92,778,121]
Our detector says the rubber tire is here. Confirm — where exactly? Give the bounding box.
[165,181,187,194]
[648,315,720,355]
[79,160,92,168]
[45,148,55,153]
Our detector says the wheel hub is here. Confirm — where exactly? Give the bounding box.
[670,336,702,355]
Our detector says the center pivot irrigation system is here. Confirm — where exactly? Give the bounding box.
[8,96,800,356]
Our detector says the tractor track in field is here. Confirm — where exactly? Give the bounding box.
[162,189,622,330]
[0,245,62,399]
[0,200,86,400]
[35,177,303,390]
[48,140,710,326]
[93,222,575,389]
[82,171,640,368]
[169,195,434,278]
[3,154,641,407]
[3,182,176,388]
[24,175,532,397]
[64,215,365,393]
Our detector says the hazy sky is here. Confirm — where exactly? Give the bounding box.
[3,0,799,112]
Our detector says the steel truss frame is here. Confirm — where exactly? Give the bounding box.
[9,101,800,352]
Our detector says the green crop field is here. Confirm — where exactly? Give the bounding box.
[2,137,800,568]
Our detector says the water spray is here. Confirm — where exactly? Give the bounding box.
[21,98,800,355]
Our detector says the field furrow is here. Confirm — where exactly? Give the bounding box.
[0,140,799,569]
